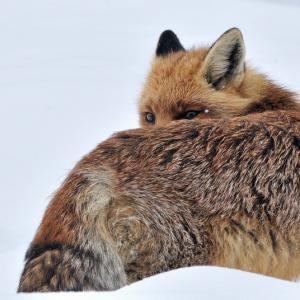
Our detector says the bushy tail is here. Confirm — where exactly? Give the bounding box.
[18,165,127,292]
[18,239,127,292]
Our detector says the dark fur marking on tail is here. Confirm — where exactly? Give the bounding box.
[178,158,201,172]
[202,127,213,146]
[292,136,300,151]
[159,148,178,165]
[251,176,269,207]
[25,242,63,261]
[25,242,100,265]
[154,139,178,155]
[163,139,178,147]
[181,218,198,245]
[247,230,259,245]
[102,146,117,157]
[115,134,146,146]
[261,126,275,157]
[269,230,277,252]
[20,242,126,292]
[206,137,223,162]
[230,219,246,233]
[185,129,199,140]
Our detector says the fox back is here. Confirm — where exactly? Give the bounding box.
[19,111,300,292]
[139,28,299,127]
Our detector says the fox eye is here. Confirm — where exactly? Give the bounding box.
[183,111,199,120]
[144,112,155,124]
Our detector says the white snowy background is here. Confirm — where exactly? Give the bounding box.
[1,0,300,299]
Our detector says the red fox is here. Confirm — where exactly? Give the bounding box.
[18,29,300,292]
[139,28,298,127]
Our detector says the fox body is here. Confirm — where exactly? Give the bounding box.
[18,29,300,292]
[19,110,300,291]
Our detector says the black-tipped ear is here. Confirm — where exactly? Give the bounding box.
[156,30,185,56]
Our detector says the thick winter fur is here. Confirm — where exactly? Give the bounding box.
[18,29,300,292]
[19,109,300,292]
[139,28,298,127]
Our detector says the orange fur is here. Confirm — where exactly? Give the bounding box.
[139,29,299,127]
[212,214,300,280]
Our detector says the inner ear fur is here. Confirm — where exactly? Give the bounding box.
[201,28,246,90]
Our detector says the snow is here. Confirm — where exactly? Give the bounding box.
[1,0,300,298]
[3,267,300,300]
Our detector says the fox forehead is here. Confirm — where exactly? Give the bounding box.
[151,48,208,79]
[144,48,209,92]
[140,49,211,108]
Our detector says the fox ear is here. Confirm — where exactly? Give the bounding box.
[202,28,245,89]
[156,30,185,56]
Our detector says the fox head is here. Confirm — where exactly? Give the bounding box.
[138,28,297,128]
